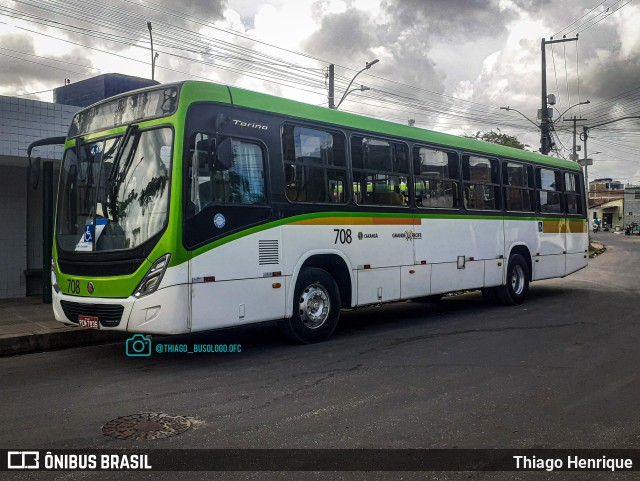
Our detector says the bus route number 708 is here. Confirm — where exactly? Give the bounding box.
[67,279,80,294]
[333,229,352,245]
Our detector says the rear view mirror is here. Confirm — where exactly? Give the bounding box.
[26,136,66,189]
[215,138,234,171]
[29,156,41,190]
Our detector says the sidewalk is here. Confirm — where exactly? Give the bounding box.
[0,297,127,356]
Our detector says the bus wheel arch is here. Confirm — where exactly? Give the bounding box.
[280,266,341,344]
[293,252,353,310]
[507,244,533,282]
[497,247,531,306]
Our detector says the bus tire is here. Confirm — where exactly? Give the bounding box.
[496,254,529,306]
[279,267,340,344]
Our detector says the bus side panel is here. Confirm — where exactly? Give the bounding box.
[400,264,431,299]
[189,228,286,331]
[565,252,588,276]
[416,217,503,294]
[357,267,401,305]
[431,260,485,293]
[532,219,566,280]
[504,219,537,278]
[565,220,588,275]
[190,277,285,331]
[282,219,414,308]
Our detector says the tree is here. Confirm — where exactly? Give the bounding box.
[465,129,529,150]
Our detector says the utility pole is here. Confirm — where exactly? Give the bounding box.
[581,116,640,208]
[581,126,591,209]
[540,36,578,155]
[563,116,587,161]
[328,64,335,109]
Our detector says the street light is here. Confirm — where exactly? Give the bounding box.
[334,59,379,110]
[553,100,590,125]
[147,22,158,81]
[501,100,591,156]
[500,106,540,129]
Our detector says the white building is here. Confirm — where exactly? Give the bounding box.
[0,95,79,298]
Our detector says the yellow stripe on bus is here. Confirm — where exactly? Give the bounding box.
[292,217,422,226]
[543,220,587,233]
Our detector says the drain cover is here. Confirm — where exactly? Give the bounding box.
[102,413,192,440]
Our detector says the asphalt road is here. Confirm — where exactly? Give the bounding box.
[2,232,640,480]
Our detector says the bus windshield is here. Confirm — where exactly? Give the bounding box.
[56,127,173,253]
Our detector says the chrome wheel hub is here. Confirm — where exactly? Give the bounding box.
[299,284,330,329]
[511,265,525,295]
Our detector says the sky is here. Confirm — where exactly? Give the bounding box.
[0,0,639,184]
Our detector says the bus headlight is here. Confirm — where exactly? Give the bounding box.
[134,254,171,298]
[51,258,60,294]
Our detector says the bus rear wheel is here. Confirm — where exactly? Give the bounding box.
[279,267,340,344]
[496,254,529,306]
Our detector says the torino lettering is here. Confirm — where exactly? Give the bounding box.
[233,119,268,130]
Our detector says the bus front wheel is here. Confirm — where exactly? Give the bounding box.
[280,267,341,344]
[496,254,529,306]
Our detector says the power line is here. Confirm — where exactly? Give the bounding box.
[575,0,634,34]
[552,0,607,37]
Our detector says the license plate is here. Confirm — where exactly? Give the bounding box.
[78,315,99,329]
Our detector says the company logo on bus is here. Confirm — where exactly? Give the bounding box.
[357,232,378,240]
[87,282,95,294]
[392,230,422,241]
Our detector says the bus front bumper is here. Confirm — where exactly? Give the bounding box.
[52,284,190,335]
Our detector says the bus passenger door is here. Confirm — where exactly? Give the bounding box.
[185,135,285,331]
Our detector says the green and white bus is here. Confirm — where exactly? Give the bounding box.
[51,81,588,343]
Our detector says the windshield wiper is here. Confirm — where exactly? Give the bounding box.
[108,125,138,221]
[108,125,138,182]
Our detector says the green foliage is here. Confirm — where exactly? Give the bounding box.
[465,129,529,150]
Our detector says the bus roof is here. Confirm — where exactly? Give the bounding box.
[221,83,580,172]
[73,80,581,172]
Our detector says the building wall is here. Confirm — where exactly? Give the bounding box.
[0,95,79,298]
[53,73,159,107]
[0,95,78,160]
[0,166,27,297]
[624,188,640,226]
[588,199,624,230]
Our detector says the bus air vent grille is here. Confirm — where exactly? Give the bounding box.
[258,240,279,265]
[58,258,145,276]
[60,301,124,327]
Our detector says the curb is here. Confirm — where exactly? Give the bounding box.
[0,330,129,356]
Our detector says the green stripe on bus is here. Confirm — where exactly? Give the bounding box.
[187,211,586,262]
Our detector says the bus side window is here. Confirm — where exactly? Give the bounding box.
[503,161,535,212]
[352,136,409,207]
[537,167,563,213]
[564,172,583,214]
[461,155,500,211]
[413,146,459,209]
[282,124,347,204]
[187,133,266,216]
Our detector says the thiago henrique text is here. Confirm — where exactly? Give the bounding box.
[513,455,633,472]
